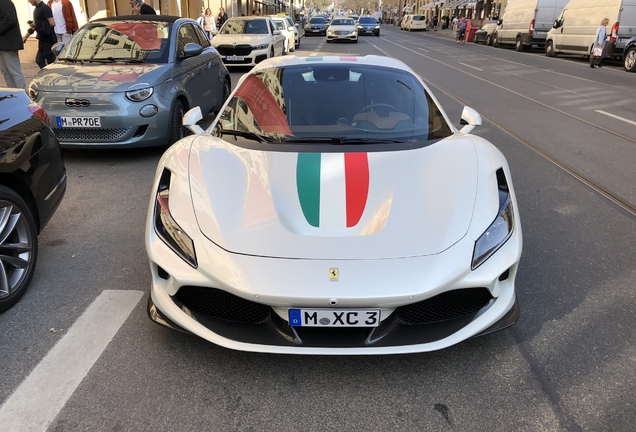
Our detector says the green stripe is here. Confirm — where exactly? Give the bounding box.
[297,153,321,227]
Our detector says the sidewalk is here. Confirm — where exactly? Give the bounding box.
[0,62,40,89]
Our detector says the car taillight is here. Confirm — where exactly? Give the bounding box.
[28,104,50,126]
[610,22,619,42]
[529,19,535,35]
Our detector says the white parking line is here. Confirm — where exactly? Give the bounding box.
[0,290,144,432]
[417,47,429,52]
[310,52,319,56]
[595,110,636,126]
[458,62,483,71]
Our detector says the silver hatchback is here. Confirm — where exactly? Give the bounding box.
[28,16,231,148]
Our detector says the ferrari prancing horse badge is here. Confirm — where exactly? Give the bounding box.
[329,268,339,281]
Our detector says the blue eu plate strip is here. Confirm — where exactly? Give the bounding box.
[56,116,63,128]
[288,309,302,327]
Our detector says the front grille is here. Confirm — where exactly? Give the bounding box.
[334,31,349,35]
[53,127,131,142]
[216,44,252,56]
[396,288,493,325]
[174,286,270,324]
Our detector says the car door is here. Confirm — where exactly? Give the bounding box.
[268,19,285,56]
[193,24,224,113]
[173,23,208,112]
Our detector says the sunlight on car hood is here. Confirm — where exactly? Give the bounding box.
[188,135,480,259]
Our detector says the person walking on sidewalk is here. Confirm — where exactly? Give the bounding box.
[0,0,26,89]
[452,15,458,36]
[590,18,609,68]
[23,0,57,69]
[47,0,78,43]
[217,7,228,29]
[432,15,438,31]
[129,0,156,15]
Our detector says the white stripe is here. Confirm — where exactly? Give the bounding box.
[595,110,636,126]
[458,62,483,71]
[0,290,144,432]
[319,153,346,227]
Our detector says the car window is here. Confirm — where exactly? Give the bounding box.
[194,25,211,48]
[274,20,285,30]
[217,64,453,144]
[286,17,294,27]
[359,18,376,24]
[331,19,354,26]
[269,20,277,34]
[309,18,325,24]
[57,20,171,63]
[221,19,269,34]
[177,24,200,57]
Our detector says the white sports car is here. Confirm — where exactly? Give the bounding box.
[145,55,523,355]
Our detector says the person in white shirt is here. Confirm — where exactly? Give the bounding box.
[197,8,217,39]
[47,0,78,43]
[452,16,458,36]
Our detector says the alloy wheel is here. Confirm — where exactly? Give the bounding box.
[625,49,636,72]
[0,201,33,300]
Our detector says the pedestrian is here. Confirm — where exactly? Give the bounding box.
[200,8,216,39]
[217,7,228,28]
[457,17,467,44]
[452,15,458,36]
[47,0,78,44]
[0,0,26,89]
[432,14,438,31]
[22,0,57,69]
[590,17,609,68]
[129,0,156,15]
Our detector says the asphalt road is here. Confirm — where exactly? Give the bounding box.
[1,27,635,432]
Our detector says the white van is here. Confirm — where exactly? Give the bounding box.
[545,0,636,59]
[494,0,571,51]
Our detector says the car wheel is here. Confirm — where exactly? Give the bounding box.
[474,34,479,43]
[354,38,358,43]
[296,39,300,49]
[545,40,556,57]
[270,47,275,58]
[624,47,636,72]
[221,77,231,105]
[376,32,380,37]
[0,186,38,313]
[487,35,493,46]
[493,33,499,47]
[515,36,524,52]
[167,99,186,147]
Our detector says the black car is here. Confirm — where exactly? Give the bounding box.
[0,89,66,312]
[623,37,636,72]
[305,17,327,36]
[357,16,380,36]
[473,21,498,45]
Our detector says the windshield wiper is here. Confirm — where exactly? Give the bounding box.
[59,58,84,64]
[218,129,277,143]
[87,57,145,63]
[283,137,402,145]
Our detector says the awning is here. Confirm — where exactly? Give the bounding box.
[421,2,435,8]
[446,0,470,8]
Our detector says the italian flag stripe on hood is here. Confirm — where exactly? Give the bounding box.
[297,153,369,228]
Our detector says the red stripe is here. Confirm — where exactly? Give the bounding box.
[344,152,369,228]
[339,56,357,61]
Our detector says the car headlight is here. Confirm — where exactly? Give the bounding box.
[357,25,363,29]
[472,169,514,270]
[375,25,380,29]
[28,83,38,101]
[154,169,197,268]
[125,87,153,102]
[253,43,269,50]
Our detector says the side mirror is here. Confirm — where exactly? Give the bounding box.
[183,106,204,134]
[553,20,562,29]
[51,42,65,57]
[459,106,482,134]
[273,29,281,35]
[180,43,203,59]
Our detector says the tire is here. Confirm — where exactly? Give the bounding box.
[167,99,186,147]
[353,38,358,43]
[221,77,231,105]
[493,33,499,47]
[270,47,275,58]
[376,32,380,37]
[624,47,636,72]
[545,40,556,57]
[474,34,478,43]
[487,35,493,46]
[515,36,523,52]
[0,186,38,313]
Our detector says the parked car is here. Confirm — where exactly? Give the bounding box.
[146,55,523,355]
[357,16,381,36]
[405,14,428,31]
[326,17,358,43]
[305,16,328,36]
[213,17,286,67]
[545,0,636,59]
[623,36,636,71]
[0,89,66,312]
[28,15,231,149]
[285,16,303,48]
[270,16,296,53]
[474,20,498,45]
[400,15,411,30]
[493,0,569,51]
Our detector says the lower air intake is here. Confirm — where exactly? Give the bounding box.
[396,288,493,325]
[174,286,270,324]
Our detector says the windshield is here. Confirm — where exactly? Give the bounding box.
[221,19,269,34]
[331,19,354,26]
[59,20,171,63]
[309,18,326,24]
[215,64,452,144]
[359,18,377,24]
[413,15,426,21]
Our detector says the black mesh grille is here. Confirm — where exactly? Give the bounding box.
[396,288,493,325]
[53,127,131,142]
[174,286,270,324]
[216,45,253,56]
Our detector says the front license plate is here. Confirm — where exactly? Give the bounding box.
[288,308,380,327]
[366,31,373,34]
[56,116,101,128]
[312,29,319,32]
[619,38,629,44]
[225,56,244,61]
[535,31,547,35]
